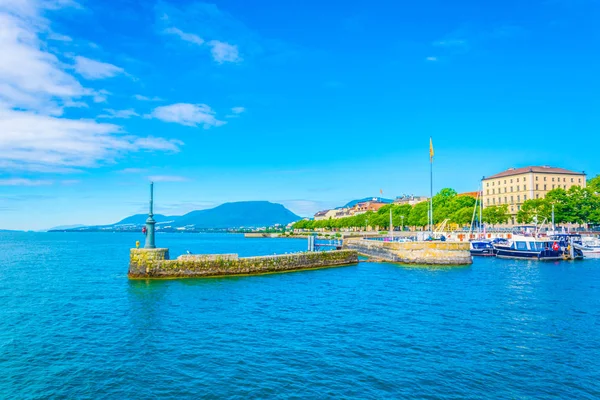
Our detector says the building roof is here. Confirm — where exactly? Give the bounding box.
[483,166,586,180]
[314,210,328,217]
[458,191,479,198]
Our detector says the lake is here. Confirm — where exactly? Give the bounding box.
[1,232,599,398]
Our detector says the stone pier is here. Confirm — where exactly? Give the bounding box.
[344,239,472,266]
[128,249,359,279]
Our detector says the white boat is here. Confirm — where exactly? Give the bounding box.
[580,236,600,259]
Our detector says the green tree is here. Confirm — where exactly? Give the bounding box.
[588,174,600,194]
[408,201,429,227]
[516,198,551,224]
[482,205,509,226]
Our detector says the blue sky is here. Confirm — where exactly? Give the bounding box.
[0,0,599,230]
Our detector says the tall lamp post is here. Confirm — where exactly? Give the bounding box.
[144,182,156,249]
[401,215,405,231]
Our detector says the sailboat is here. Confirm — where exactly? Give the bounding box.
[469,187,495,257]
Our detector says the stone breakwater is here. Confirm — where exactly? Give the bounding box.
[344,239,472,266]
[129,249,359,279]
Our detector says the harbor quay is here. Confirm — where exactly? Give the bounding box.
[344,238,472,266]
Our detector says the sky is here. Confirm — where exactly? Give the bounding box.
[0,0,599,230]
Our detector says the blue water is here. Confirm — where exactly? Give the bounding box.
[1,232,600,399]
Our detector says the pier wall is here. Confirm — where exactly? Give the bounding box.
[128,249,358,279]
[344,239,472,265]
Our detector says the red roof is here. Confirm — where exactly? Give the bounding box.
[458,191,479,198]
[484,166,585,180]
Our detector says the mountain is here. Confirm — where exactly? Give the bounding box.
[113,214,175,225]
[343,197,393,208]
[175,201,301,228]
[47,224,86,231]
[52,201,302,232]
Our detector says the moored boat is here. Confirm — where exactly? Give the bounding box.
[494,235,583,261]
[470,240,496,257]
[578,236,600,259]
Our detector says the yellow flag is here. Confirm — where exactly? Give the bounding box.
[429,137,434,161]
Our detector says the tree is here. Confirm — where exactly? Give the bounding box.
[482,205,509,226]
[451,207,475,226]
[516,199,551,224]
[408,201,429,227]
[588,174,600,194]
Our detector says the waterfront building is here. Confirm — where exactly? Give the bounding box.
[349,200,387,215]
[482,166,586,225]
[457,191,478,199]
[394,195,428,206]
[314,210,329,221]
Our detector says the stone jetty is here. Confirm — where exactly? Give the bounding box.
[129,248,359,279]
[344,238,472,265]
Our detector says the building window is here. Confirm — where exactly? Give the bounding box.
[504,180,507,184]
[524,195,527,200]
[544,184,547,190]
[487,182,489,187]
[536,194,539,199]
[517,195,520,202]
[564,185,567,189]
[492,189,495,194]
[487,199,490,205]
[571,178,574,183]
[517,205,521,211]
[524,185,526,190]
[563,178,566,182]
[579,178,582,183]
[493,198,496,205]
[517,185,520,191]
[504,188,507,193]
[510,179,513,183]
[536,184,539,190]
[510,186,513,192]
[552,184,555,189]
[552,177,555,182]
[511,196,514,202]
[536,176,539,181]
[505,197,507,203]
[487,189,489,195]
[544,177,547,181]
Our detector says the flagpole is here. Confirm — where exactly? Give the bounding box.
[429,137,434,235]
[430,152,433,234]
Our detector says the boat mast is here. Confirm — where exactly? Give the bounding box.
[469,191,479,237]
[479,183,483,238]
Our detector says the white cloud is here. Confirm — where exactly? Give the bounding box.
[48,32,72,41]
[133,94,163,101]
[148,175,189,182]
[98,108,139,119]
[73,56,125,80]
[0,0,183,174]
[208,40,241,63]
[0,7,89,115]
[0,178,53,186]
[164,27,204,45]
[0,108,182,172]
[150,103,225,128]
[231,106,245,114]
[426,56,438,62]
